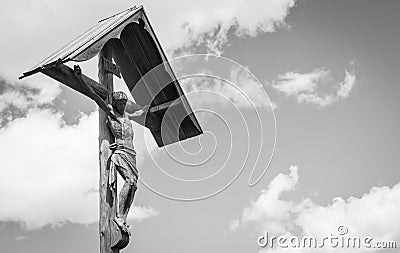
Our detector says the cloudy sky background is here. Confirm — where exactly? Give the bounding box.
[0,0,399,252]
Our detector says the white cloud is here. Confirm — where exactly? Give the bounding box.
[271,69,330,96]
[0,109,98,229]
[14,235,28,241]
[232,166,400,252]
[181,66,276,110]
[168,0,296,56]
[0,76,61,114]
[272,67,356,107]
[232,166,298,234]
[296,93,336,107]
[130,206,160,222]
[337,70,356,98]
[0,90,32,112]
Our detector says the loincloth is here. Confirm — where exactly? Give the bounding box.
[109,143,138,185]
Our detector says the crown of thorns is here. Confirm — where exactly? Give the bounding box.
[111,91,128,105]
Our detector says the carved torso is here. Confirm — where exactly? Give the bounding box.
[108,114,134,148]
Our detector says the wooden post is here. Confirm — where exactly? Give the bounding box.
[98,43,118,253]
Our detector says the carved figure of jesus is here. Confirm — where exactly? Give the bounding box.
[107,91,149,232]
[73,66,149,233]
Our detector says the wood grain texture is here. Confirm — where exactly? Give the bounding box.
[100,55,121,78]
[41,64,109,99]
[98,43,120,253]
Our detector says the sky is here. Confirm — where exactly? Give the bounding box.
[0,0,400,253]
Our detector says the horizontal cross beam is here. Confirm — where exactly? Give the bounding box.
[41,63,109,99]
[40,63,161,132]
[149,98,182,113]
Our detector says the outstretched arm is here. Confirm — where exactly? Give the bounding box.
[126,104,150,119]
[73,65,117,120]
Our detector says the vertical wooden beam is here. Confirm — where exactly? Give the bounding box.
[98,44,118,253]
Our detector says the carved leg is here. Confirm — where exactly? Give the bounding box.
[117,180,132,222]
[115,164,138,234]
[122,183,137,221]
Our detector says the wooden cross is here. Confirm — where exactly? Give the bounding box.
[39,45,149,252]
[19,6,203,253]
[98,45,124,252]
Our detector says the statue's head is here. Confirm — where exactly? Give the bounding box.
[111,91,128,114]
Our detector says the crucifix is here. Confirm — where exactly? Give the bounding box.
[20,6,202,253]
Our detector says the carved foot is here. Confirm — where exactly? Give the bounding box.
[111,218,130,249]
[114,217,131,236]
[114,217,125,228]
